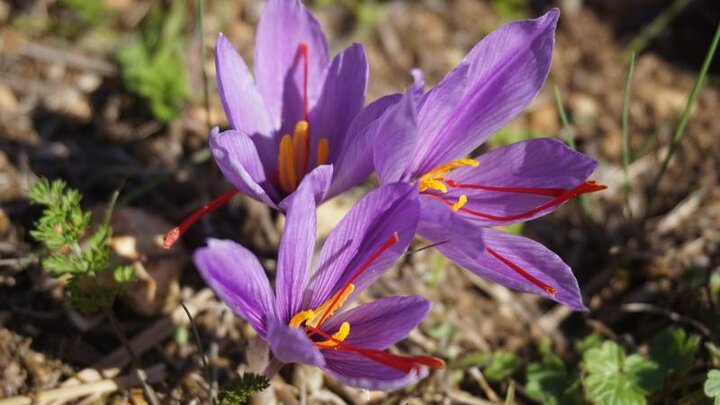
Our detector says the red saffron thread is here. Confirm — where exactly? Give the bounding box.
[312,233,400,330]
[305,326,445,373]
[444,179,566,197]
[298,42,311,174]
[485,247,556,295]
[162,189,239,249]
[426,181,605,222]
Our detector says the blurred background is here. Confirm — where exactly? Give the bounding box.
[0,0,719,403]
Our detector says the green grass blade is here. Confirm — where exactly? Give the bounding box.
[553,85,592,216]
[553,85,576,150]
[622,52,636,219]
[196,0,211,131]
[648,23,720,209]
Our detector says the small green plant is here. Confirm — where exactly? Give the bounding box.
[117,0,190,122]
[583,340,661,405]
[30,178,159,404]
[491,0,529,20]
[484,351,521,382]
[522,329,705,405]
[219,372,270,404]
[29,178,134,311]
[705,370,720,404]
[526,352,584,405]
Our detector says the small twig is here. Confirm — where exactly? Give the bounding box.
[0,255,39,271]
[648,23,720,209]
[621,302,712,337]
[103,307,161,405]
[0,364,165,405]
[405,240,449,256]
[468,367,501,403]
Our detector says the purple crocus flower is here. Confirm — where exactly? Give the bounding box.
[193,182,444,390]
[371,9,604,310]
[164,0,395,248]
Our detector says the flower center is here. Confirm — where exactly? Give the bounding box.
[276,43,330,194]
[287,233,400,352]
[288,284,355,347]
[417,158,608,296]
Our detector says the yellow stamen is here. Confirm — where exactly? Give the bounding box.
[289,310,315,328]
[418,159,479,193]
[308,284,355,327]
[287,284,355,330]
[316,322,350,348]
[317,138,329,165]
[451,195,468,211]
[278,135,297,193]
[293,121,309,177]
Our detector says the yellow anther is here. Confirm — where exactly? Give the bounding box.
[419,179,447,193]
[317,138,329,165]
[418,159,479,193]
[451,195,468,211]
[287,284,355,330]
[308,284,355,327]
[316,322,351,348]
[278,134,297,193]
[293,121,309,176]
[289,310,315,328]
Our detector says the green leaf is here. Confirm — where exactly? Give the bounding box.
[649,328,700,378]
[117,0,190,122]
[576,333,604,354]
[526,353,585,405]
[706,343,720,362]
[219,373,270,404]
[113,265,135,284]
[582,341,660,405]
[484,351,521,382]
[705,369,720,405]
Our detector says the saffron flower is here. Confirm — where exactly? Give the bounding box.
[164,0,395,248]
[193,182,444,390]
[372,9,603,310]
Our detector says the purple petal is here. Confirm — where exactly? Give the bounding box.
[411,9,560,175]
[309,43,368,167]
[267,318,325,367]
[278,164,334,210]
[275,180,316,322]
[408,63,470,177]
[327,93,401,198]
[321,296,431,349]
[304,183,420,309]
[254,0,329,129]
[194,239,276,337]
[417,199,586,310]
[322,350,427,390]
[373,90,419,184]
[441,138,598,226]
[215,34,274,139]
[209,128,280,208]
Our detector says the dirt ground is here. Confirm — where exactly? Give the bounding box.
[0,0,719,403]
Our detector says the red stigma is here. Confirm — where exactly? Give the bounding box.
[162,189,239,249]
[298,42,310,123]
[298,42,311,173]
[312,232,400,329]
[427,181,606,222]
[305,326,445,373]
[444,180,567,197]
[485,247,557,295]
